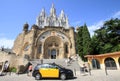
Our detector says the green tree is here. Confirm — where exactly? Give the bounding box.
[82,24,91,60]
[91,34,100,54]
[76,24,91,61]
[76,26,83,60]
[92,18,120,54]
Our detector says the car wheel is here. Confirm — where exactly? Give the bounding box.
[35,73,41,80]
[60,73,66,80]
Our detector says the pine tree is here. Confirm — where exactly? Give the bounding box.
[92,18,120,54]
[76,26,83,60]
[76,24,91,61]
[82,24,91,61]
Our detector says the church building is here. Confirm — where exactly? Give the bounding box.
[12,4,76,60]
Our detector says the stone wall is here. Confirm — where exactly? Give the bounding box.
[0,51,28,69]
[12,25,76,59]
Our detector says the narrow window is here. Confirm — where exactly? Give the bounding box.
[48,49,50,55]
[38,44,42,53]
[57,49,59,55]
[24,44,30,51]
[65,44,68,53]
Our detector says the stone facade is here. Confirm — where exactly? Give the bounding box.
[0,50,28,69]
[12,4,76,60]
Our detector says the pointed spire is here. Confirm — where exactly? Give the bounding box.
[36,3,70,28]
[40,8,46,17]
[60,10,65,18]
[50,3,56,17]
[66,15,69,28]
[41,8,45,13]
[52,3,54,8]
[61,10,64,15]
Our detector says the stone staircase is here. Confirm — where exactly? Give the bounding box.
[30,57,84,72]
[30,56,86,76]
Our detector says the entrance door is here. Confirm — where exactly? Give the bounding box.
[51,49,56,59]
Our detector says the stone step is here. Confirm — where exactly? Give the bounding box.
[30,59,81,71]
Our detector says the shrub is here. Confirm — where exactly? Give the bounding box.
[10,67,17,73]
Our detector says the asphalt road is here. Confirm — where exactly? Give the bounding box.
[0,70,120,81]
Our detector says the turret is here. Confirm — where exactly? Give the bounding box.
[31,24,39,38]
[31,24,39,30]
[23,23,29,33]
[50,3,56,17]
[59,10,65,20]
[40,8,46,17]
[65,15,69,28]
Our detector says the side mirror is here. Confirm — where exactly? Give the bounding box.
[55,67,58,69]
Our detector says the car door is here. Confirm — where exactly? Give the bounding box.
[48,64,59,78]
[40,64,49,77]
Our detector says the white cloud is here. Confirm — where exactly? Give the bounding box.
[0,38,14,49]
[113,11,120,18]
[88,20,104,36]
[88,11,120,37]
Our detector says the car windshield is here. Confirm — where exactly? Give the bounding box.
[34,63,66,70]
[54,64,65,69]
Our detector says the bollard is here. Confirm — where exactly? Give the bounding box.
[105,67,108,75]
[74,68,76,76]
[89,69,91,76]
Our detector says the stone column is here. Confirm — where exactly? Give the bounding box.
[100,58,105,70]
[69,27,76,56]
[88,58,92,69]
[59,43,64,59]
[116,62,120,70]
[34,46,37,59]
[41,43,44,59]
[114,57,120,70]
[29,25,38,60]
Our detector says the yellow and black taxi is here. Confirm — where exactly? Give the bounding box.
[32,63,74,80]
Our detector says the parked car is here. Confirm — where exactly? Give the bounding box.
[32,63,74,80]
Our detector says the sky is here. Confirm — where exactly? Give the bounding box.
[0,0,120,48]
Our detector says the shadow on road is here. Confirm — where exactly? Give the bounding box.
[36,77,77,80]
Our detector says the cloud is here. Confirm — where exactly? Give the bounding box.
[0,38,14,49]
[88,11,120,37]
[88,20,104,36]
[112,11,120,18]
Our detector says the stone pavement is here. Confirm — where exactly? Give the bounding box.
[0,70,120,81]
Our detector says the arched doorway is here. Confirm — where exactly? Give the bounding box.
[51,49,56,59]
[91,59,100,69]
[104,57,117,70]
[44,36,62,59]
[118,57,120,67]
